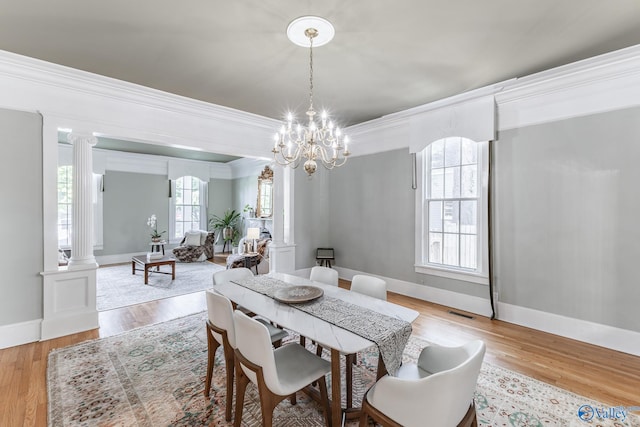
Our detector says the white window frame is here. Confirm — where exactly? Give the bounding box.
[415,138,489,285]
[169,176,208,244]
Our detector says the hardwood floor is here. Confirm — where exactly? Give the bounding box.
[1,276,639,426]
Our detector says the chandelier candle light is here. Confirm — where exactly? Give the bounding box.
[272,16,350,176]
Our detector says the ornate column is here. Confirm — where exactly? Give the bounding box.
[67,133,98,269]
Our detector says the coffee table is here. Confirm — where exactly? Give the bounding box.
[131,255,176,285]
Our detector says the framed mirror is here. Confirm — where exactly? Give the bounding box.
[256,166,274,218]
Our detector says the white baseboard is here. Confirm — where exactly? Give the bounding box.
[332,266,640,357]
[497,302,640,357]
[40,311,99,341]
[0,319,42,349]
[96,252,144,265]
[333,266,493,317]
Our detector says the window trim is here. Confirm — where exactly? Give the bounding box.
[414,138,489,286]
[169,176,208,244]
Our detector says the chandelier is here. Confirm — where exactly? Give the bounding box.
[272,16,351,176]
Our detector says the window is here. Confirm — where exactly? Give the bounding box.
[416,137,488,284]
[57,166,104,250]
[57,165,73,248]
[171,176,207,241]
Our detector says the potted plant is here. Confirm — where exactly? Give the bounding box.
[147,214,166,242]
[243,203,255,218]
[209,209,241,243]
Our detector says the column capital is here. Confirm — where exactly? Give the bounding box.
[67,132,98,147]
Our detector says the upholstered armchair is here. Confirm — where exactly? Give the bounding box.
[226,237,271,274]
[172,230,215,262]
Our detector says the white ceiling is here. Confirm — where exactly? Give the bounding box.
[2,1,640,128]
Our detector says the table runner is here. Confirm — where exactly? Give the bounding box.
[231,276,412,375]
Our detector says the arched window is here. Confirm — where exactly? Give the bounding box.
[171,176,207,241]
[416,137,488,284]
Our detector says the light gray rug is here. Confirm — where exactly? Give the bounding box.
[96,261,224,311]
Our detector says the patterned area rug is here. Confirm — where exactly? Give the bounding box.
[96,261,224,311]
[47,312,640,426]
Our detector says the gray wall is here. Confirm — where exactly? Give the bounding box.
[294,166,331,269]
[324,148,487,297]
[99,171,170,255]
[97,172,232,255]
[494,107,640,331]
[0,108,43,326]
[208,178,232,226]
[231,175,257,237]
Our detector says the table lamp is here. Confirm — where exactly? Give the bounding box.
[246,227,260,253]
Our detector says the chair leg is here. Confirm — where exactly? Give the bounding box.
[290,392,297,405]
[317,376,331,427]
[233,359,249,427]
[300,336,306,347]
[204,327,220,398]
[223,346,235,422]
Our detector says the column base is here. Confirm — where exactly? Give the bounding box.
[269,243,296,273]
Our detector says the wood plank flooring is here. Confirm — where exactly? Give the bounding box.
[1,275,639,426]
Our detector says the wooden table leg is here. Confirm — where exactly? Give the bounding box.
[131,261,135,275]
[171,262,175,280]
[331,348,341,427]
[346,353,355,408]
[144,266,149,285]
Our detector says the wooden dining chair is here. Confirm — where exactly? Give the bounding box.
[310,266,339,287]
[350,274,387,301]
[204,290,288,421]
[233,310,332,427]
[359,340,486,427]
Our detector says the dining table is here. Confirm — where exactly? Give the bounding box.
[213,272,419,427]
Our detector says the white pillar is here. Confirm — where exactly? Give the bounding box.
[271,164,285,245]
[67,133,98,269]
[269,164,296,273]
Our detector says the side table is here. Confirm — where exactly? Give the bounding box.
[149,240,167,255]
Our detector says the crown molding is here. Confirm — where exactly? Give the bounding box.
[0,50,278,130]
[228,157,271,179]
[348,44,640,150]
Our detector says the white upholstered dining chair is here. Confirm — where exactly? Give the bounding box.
[359,340,486,427]
[233,310,332,427]
[212,267,255,316]
[212,267,253,286]
[310,266,339,287]
[350,274,387,301]
[204,290,288,421]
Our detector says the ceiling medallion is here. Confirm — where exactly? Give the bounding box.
[272,16,350,176]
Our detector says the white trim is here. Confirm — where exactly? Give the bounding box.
[96,252,149,265]
[333,266,493,318]
[497,302,640,357]
[347,44,640,152]
[40,266,99,340]
[334,265,640,356]
[228,157,271,179]
[0,319,42,349]
[414,265,489,285]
